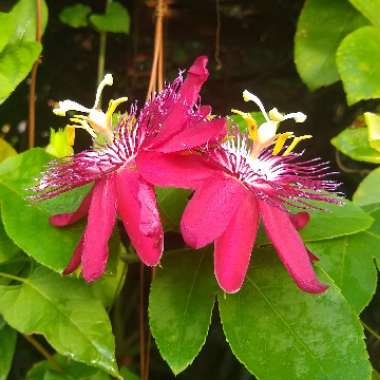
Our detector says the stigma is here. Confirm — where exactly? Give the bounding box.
[53,74,128,144]
[232,90,310,158]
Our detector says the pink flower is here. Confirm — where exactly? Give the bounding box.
[137,91,341,294]
[32,56,226,281]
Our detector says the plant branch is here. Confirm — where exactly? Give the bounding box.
[362,320,380,342]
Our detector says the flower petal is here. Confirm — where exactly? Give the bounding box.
[181,175,248,249]
[136,151,217,189]
[259,200,328,294]
[214,193,259,293]
[150,56,209,147]
[116,168,163,266]
[81,176,118,282]
[63,235,84,275]
[154,117,227,153]
[50,190,92,227]
[290,211,310,230]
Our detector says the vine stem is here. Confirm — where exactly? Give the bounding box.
[362,320,380,342]
[214,0,222,70]
[27,0,43,149]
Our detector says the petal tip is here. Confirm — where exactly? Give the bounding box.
[188,56,209,77]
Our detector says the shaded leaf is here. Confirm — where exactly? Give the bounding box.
[149,249,216,375]
[331,127,380,163]
[0,138,16,163]
[0,42,42,105]
[0,266,119,377]
[0,148,84,272]
[90,2,130,34]
[295,0,367,90]
[349,0,380,28]
[219,247,371,380]
[120,368,140,380]
[59,3,92,29]
[0,320,17,380]
[337,26,380,105]
[354,168,380,206]
[0,216,19,264]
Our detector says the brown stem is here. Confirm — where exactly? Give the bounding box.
[23,335,62,372]
[28,0,43,149]
[214,0,222,70]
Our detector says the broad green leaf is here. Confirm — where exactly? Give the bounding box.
[25,355,109,380]
[0,266,119,377]
[218,247,371,380]
[156,187,190,231]
[120,368,139,380]
[0,148,84,272]
[0,42,42,105]
[149,249,217,375]
[0,14,13,53]
[300,198,373,241]
[331,127,380,163]
[0,138,16,162]
[337,26,380,105]
[354,168,380,206]
[364,112,380,152]
[8,0,48,43]
[90,2,130,34]
[349,0,380,28]
[295,0,367,90]
[0,217,19,264]
[0,320,17,380]
[59,4,92,29]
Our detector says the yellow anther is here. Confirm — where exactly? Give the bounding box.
[105,97,129,129]
[66,126,75,146]
[231,109,258,140]
[283,135,312,156]
[272,132,294,155]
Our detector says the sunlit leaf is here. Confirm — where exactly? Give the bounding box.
[353,168,380,206]
[364,112,380,152]
[45,127,75,158]
[349,0,380,28]
[149,249,217,375]
[0,266,119,377]
[59,3,92,29]
[337,26,380,105]
[0,14,13,53]
[295,0,367,90]
[219,247,371,380]
[90,2,130,34]
[0,320,17,380]
[331,127,380,163]
[0,148,84,272]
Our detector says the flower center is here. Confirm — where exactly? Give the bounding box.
[232,90,311,158]
[53,74,128,145]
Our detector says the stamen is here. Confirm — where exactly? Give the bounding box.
[242,90,270,122]
[94,73,114,109]
[231,109,257,140]
[283,135,312,156]
[53,100,91,116]
[272,132,294,155]
[105,97,129,129]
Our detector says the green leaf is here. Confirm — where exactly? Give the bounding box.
[349,0,380,28]
[149,249,217,375]
[90,2,130,34]
[59,4,92,29]
[0,266,119,377]
[295,0,367,90]
[364,112,380,152]
[0,216,19,264]
[156,187,190,231]
[0,42,42,105]
[331,127,380,163]
[0,14,13,53]
[45,127,75,158]
[337,26,380,105]
[300,198,373,241]
[0,138,16,163]
[354,168,380,206]
[0,320,17,380]
[120,368,140,380]
[25,355,109,380]
[218,247,371,380]
[0,148,84,272]
[373,370,380,380]
[8,0,48,43]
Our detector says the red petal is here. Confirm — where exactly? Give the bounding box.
[214,193,259,293]
[154,118,227,153]
[63,235,84,275]
[50,190,92,227]
[259,201,328,294]
[136,151,217,190]
[81,176,118,282]
[180,175,247,249]
[116,169,163,266]
[290,211,310,230]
